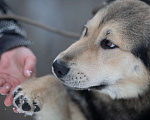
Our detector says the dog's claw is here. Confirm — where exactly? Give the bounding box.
[34,105,40,112]
[15,97,21,107]
[17,88,22,91]
[14,88,22,97]
[14,91,17,97]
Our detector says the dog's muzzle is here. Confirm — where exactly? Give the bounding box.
[52,60,70,78]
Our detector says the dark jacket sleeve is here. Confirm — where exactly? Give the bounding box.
[0,0,31,56]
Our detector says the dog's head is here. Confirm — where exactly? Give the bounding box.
[52,0,150,99]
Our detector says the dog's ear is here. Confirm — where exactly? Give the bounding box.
[140,0,150,6]
[92,0,150,15]
[145,45,150,68]
[147,45,150,59]
[92,0,115,15]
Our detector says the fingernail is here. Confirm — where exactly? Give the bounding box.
[26,70,32,77]
[6,86,10,90]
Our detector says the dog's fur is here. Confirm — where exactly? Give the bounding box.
[13,0,150,120]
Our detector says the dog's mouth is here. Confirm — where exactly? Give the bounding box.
[59,76,108,91]
[88,84,108,90]
[65,83,108,91]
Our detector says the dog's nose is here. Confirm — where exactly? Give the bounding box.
[52,60,70,78]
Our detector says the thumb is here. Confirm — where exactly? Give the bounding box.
[23,55,36,78]
[4,93,13,106]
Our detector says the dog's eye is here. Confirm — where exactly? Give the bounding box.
[101,39,118,49]
[83,27,88,37]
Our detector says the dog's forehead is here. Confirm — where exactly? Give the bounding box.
[91,0,150,48]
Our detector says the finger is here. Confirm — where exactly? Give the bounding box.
[23,56,36,78]
[0,79,6,87]
[0,83,11,95]
[4,88,15,106]
[4,93,13,106]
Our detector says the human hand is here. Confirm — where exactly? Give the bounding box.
[0,47,36,106]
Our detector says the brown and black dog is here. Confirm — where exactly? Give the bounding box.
[13,0,150,120]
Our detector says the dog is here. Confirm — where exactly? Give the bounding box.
[12,0,150,120]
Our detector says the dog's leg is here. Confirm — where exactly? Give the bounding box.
[13,75,86,120]
[13,75,71,120]
[35,95,86,120]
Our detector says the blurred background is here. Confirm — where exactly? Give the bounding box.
[0,0,104,119]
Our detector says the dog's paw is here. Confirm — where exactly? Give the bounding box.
[13,84,43,116]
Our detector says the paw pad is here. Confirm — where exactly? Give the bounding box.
[22,102,31,111]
